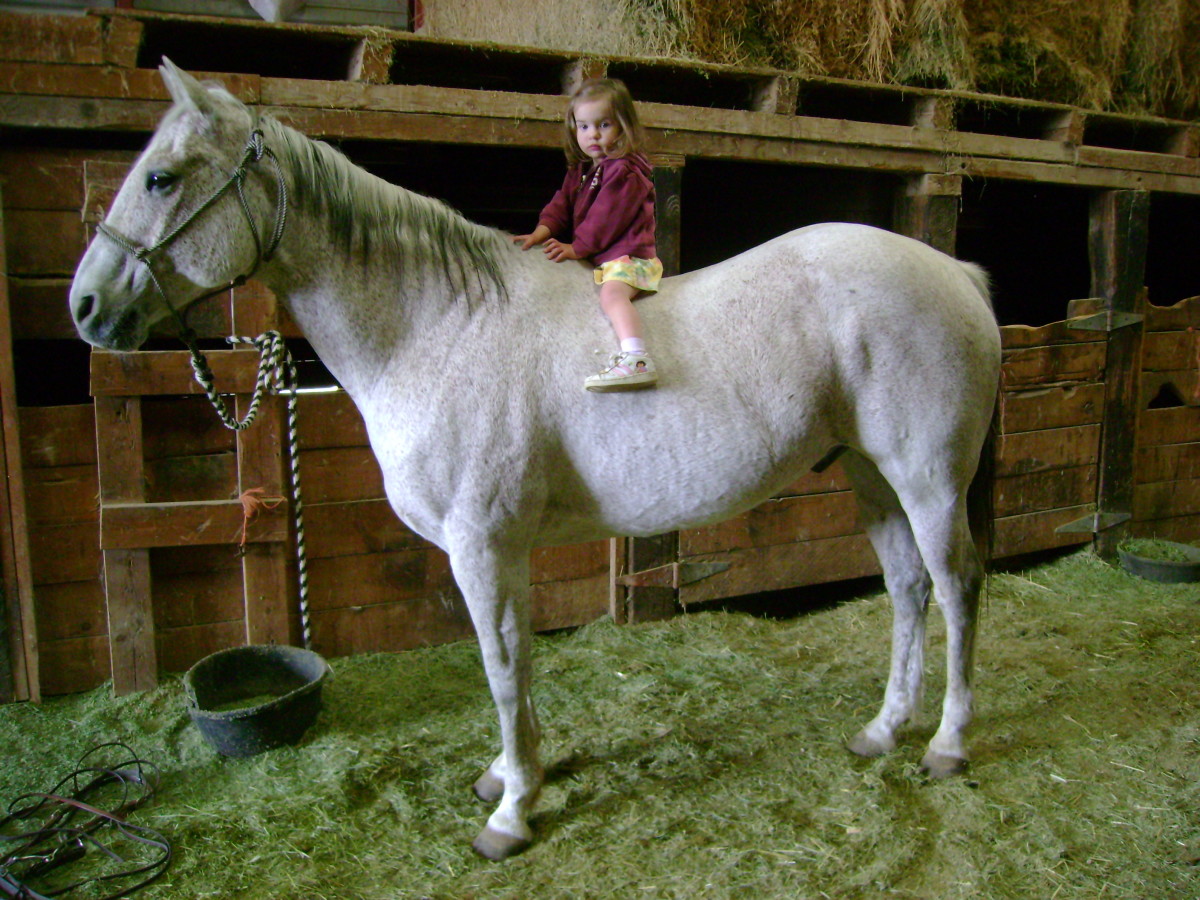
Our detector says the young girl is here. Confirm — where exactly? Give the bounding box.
[513,78,662,392]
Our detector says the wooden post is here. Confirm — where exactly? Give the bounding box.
[95,395,158,694]
[236,392,294,646]
[1089,189,1149,560]
[893,173,961,257]
[0,198,40,702]
[616,155,684,624]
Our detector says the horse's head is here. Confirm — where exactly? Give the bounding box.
[70,59,277,350]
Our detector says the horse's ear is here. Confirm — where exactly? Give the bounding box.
[159,57,215,113]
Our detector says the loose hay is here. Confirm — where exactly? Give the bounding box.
[2,548,1198,899]
[422,0,1200,119]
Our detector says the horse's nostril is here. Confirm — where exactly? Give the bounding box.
[76,293,96,322]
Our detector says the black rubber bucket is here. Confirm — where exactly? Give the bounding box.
[184,644,330,758]
[1118,541,1200,584]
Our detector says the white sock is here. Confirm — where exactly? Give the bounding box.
[621,337,647,355]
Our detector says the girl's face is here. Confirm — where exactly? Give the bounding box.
[574,98,622,161]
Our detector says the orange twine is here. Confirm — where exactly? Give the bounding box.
[237,487,285,555]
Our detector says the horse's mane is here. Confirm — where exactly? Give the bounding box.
[262,116,509,304]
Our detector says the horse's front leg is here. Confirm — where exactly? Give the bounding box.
[448,538,543,860]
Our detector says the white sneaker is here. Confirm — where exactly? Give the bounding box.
[584,351,658,392]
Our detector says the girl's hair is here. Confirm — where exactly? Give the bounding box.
[562,78,646,164]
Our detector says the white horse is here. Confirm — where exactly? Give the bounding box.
[70,61,1001,859]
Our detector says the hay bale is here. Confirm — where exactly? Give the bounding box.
[421,0,1200,119]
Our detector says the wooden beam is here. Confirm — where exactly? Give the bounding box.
[94,395,157,694]
[0,196,40,702]
[1088,190,1150,560]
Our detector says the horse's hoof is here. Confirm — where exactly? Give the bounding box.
[921,751,968,779]
[472,825,531,861]
[847,731,892,759]
[473,770,504,803]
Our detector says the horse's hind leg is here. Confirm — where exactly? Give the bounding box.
[842,453,933,759]
[891,475,983,778]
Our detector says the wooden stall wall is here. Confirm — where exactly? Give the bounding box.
[1135,296,1200,541]
[3,9,1200,695]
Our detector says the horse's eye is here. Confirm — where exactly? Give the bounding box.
[145,170,177,193]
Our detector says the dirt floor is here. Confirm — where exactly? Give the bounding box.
[1,547,1197,899]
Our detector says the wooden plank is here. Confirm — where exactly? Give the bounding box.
[1089,189,1149,559]
[994,466,1096,518]
[5,209,86,276]
[311,597,473,656]
[0,147,128,210]
[680,491,860,557]
[304,499,423,559]
[530,573,607,631]
[1129,513,1200,544]
[1134,478,1200,521]
[1144,296,1200,331]
[1136,442,1200,484]
[1001,342,1106,387]
[143,396,236,460]
[299,445,385,504]
[100,499,288,550]
[24,463,99,525]
[18,404,96,468]
[0,13,105,65]
[91,348,263,396]
[0,197,39,701]
[0,61,260,103]
[1001,383,1106,433]
[307,547,456,611]
[1138,406,1200,447]
[530,540,608,584]
[155,619,245,676]
[1001,319,1108,349]
[995,424,1100,477]
[8,278,76,340]
[31,580,105,643]
[678,534,880,606]
[145,453,237,503]
[3,87,1199,194]
[295,390,370,448]
[993,505,1094,559]
[27,521,101,586]
[94,394,156,694]
[151,564,243,631]
[36,635,109,696]
[1142,330,1199,372]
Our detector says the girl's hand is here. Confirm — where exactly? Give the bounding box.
[542,239,580,262]
[513,225,551,250]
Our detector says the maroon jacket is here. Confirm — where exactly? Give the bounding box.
[538,153,657,264]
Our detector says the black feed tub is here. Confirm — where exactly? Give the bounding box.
[184,644,330,758]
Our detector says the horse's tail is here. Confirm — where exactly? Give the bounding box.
[958,260,994,313]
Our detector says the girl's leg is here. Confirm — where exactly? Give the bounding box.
[598,280,642,343]
[586,280,657,392]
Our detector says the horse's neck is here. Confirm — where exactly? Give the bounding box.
[260,203,483,402]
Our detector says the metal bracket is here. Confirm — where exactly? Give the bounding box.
[615,560,731,589]
[1066,311,1143,332]
[1055,511,1131,534]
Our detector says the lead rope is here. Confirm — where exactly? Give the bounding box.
[187,331,311,650]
